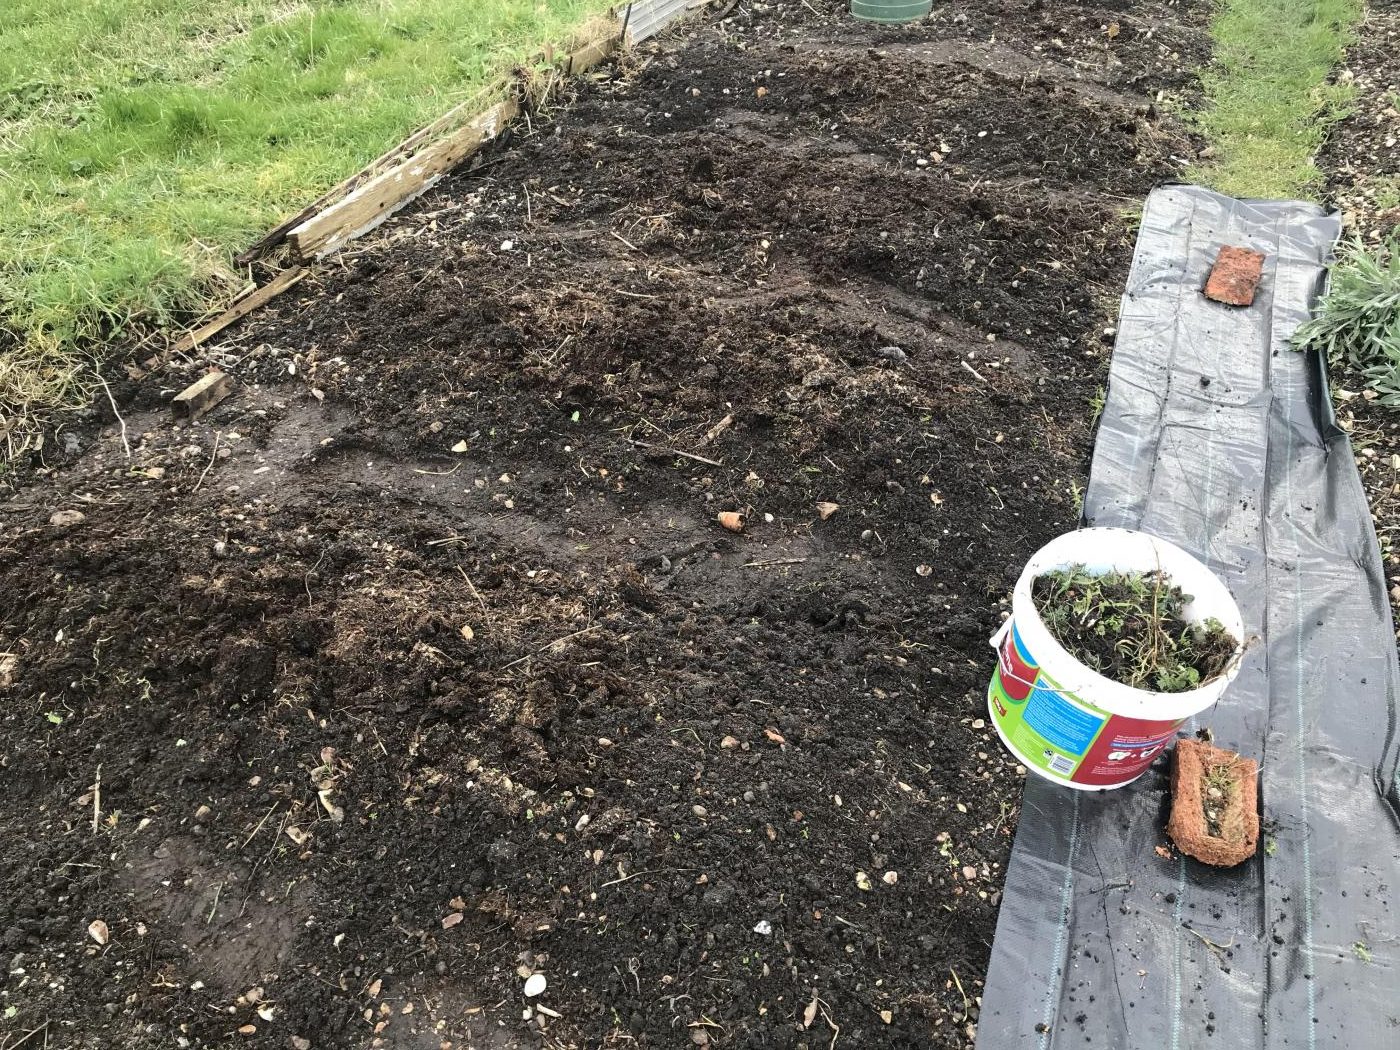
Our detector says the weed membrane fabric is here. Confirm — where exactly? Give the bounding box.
[978,186,1400,1049]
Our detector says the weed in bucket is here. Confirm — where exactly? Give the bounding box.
[1032,566,1239,693]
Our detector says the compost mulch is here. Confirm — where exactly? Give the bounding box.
[0,1,1209,1046]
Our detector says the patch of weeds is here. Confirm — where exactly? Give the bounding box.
[1033,567,1239,692]
[1353,940,1372,963]
[1264,837,1278,856]
[1089,385,1106,428]
[1371,175,1400,211]
[1294,237,1400,404]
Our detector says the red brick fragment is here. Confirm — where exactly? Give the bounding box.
[1203,245,1265,307]
[1166,738,1259,867]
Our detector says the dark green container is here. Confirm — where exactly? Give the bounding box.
[850,0,932,22]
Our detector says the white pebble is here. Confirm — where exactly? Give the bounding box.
[523,973,547,998]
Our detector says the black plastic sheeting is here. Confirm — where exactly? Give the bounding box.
[978,187,1400,1050]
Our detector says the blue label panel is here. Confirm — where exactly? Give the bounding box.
[1023,683,1106,755]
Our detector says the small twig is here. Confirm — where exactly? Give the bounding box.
[2,1021,50,1050]
[698,412,734,447]
[601,866,695,888]
[1184,926,1236,958]
[610,230,643,253]
[629,438,722,467]
[960,360,988,383]
[426,534,467,547]
[744,558,807,568]
[950,968,971,1020]
[95,374,131,459]
[523,183,533,224]
[242,802,282,848]
[457,565,489,619]
[207,882,223,924]
[412,465,460,477]
[91,764,101,833]
[500,624,602,670]
[817,997,840,1050]
[192,431,222,493]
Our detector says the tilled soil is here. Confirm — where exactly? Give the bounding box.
[0,2,1210,1047]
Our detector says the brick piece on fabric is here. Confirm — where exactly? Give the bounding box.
[1203,245,1266,306]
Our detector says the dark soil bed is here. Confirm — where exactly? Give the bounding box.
[0,1,1209,1047]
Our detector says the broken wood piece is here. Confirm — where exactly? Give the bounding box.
[163,268,308,365]
[1203,245,1265,307]
[288,99,521,260]
[628,438,722,467]
[1166,738,1259,867]
[172,371,233,421]
[236,79,512,264]
[698,412,734,446]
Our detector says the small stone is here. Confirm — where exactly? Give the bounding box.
[720,735,740,749]
[880,1009,894,1024]
[523,973,547,998]
[49,510,86,527]
[753,920,773,935]
[692,805,708,819]
[574,814,590,832]
[501,240,515,252]
[855,871,873,891]
[971,718,986,730]
[882,871,898,885]
[962,866,978,881]
[212,541,228,558]
[743,790,755,803]
[292,1039,312,1050]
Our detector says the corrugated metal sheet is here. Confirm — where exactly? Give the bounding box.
[619,0,695,43]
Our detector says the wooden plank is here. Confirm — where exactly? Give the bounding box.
[236,79,512,265]
[169,268,308,357]
[171,371,233,421]
[564,36,619,77]
[288,98,522,260]
[237,12,626,265]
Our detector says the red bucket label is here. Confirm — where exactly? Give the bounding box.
[989,622,1183,786]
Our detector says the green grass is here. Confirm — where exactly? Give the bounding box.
[0,0,612,428]
[1187,0,1363,200]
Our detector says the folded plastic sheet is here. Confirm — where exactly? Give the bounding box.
[978,186,1400,1050]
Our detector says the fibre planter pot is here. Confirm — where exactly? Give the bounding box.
[850,0,932,23]
[987,528,1245,790]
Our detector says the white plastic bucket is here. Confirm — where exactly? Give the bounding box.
[987,528,1245,790]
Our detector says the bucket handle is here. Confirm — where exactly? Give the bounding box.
[989,616,1012,651]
